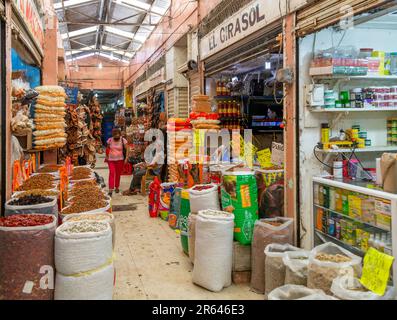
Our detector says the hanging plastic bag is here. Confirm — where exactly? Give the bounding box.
[331,275,395,300]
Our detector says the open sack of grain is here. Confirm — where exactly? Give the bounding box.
[250,217,293,294]
[0,214,57,300]
[264,243,302,297]
[307,242,362,295]
[192,210,234,292]
[54,221,113,300]
[268,284,337,300]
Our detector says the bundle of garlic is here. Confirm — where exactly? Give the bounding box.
[33,86,67,151]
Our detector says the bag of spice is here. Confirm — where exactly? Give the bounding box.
[331,275,395,300]
[307,242,362,295]
[283,250,310,286]
[0,214,57,300]
[250,217,293,294]
[268,284,337,300]
[264,243,302,298]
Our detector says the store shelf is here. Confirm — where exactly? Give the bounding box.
[310,67,397,80]
[314,204,390,232]
[316,145,397,154]
[315,230,365,257]
[310,107,397,113]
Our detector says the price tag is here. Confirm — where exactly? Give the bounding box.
[271,142,284,166]
[257,149,272,168]
[360,247,394,296]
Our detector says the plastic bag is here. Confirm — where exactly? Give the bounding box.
[307,242,362,295]
[0,214,56,300]
[268,284,335,300]
[188,184,220,214]
[5,196,58,217]
[331,275,395,300]
[264,243,302,297]
[250,217,293,294]
[192,210,234,292]
[283,250,310,286]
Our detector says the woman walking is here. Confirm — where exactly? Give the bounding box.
[106,128,127,197]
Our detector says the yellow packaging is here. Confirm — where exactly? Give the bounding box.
[372,51,385,75]
[376,213,391,231]
[348,195,362,219]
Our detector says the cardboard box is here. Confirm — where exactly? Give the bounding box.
[376,213,391,231]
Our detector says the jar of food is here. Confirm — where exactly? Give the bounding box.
[390,52,397,75]
[359,48,373,59]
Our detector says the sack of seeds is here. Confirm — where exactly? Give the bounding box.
[5,196,58,217]
[264,243,302,297]
[331,275,395,300]
[307,242,362,295]
[283,250,310,286]
[251,217,293,294]
[268,284,337,300]
[63,213,116,248]
[55,221,112,275]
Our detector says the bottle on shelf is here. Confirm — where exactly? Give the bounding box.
[216,80,222,96]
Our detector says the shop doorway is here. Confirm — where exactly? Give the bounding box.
[0,19,5,214]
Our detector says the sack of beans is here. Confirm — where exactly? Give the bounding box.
[307,242,362,295]
[192,210,234,292]
[250,217,293,294]
[55,263,114,300]
[188,184,220,214]
[55,221,112,275]
[0,214,57,300]
[62,213,116,248]
[5,195,58,217]
[268,284,337,300]
[264,243,302,297]
[54,221,113,300]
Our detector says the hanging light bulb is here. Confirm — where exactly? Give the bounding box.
[98,62,103,69]
[110,51,114,60]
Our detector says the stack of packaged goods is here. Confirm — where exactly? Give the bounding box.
[167,118,192,182]
[32,86,67,151]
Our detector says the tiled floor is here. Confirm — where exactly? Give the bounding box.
[95,155,262,300]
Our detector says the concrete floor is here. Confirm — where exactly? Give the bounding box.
[94,155,262,300]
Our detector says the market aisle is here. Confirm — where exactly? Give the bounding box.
[94,155,262,300]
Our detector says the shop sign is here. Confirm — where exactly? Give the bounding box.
[13,0,44,50]
[200,0,307,60]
